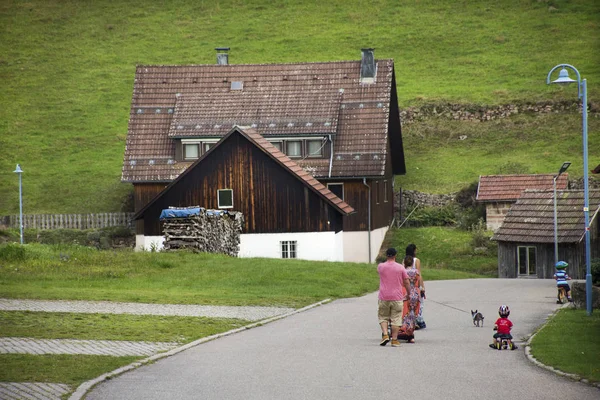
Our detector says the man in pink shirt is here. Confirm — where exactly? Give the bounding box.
[377,248,411,347]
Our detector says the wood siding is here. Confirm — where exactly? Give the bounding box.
[497,216,599,279]
[138,133,344,236]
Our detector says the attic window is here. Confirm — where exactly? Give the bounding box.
[217,189,233,209]
[230,81,243,90]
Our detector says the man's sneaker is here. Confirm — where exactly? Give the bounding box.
[380,335,390,346]
[391,340,401,347]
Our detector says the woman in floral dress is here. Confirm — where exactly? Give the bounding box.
[397,255,422,343]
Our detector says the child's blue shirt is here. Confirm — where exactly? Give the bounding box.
[554,270,569,285]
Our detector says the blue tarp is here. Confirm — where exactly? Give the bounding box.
[159,207,203,219]
[159,207,229,219]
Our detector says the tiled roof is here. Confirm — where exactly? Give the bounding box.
[492,189,600,243]
[476,174,568,202]
[122,59,398,182]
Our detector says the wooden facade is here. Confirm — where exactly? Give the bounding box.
[135,129,351,236]
[493,189,600,279]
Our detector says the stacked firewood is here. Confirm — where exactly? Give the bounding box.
[162,209,244,256]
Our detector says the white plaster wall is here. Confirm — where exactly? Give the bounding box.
[342,226,389,264]
[239,231,341,261]
[135,235,165,252]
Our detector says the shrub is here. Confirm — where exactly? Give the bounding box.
[591,259,600,286]
[454,182,486,230]
[406,204,457,227]
[0,243,27,262]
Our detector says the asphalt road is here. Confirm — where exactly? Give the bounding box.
[84,279,598,400]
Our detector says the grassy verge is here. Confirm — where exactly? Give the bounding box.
[0,311,247,342]
[0,354,141,386]
[389,226,497,276]
[530,308,600,383]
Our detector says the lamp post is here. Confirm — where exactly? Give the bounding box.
[13,164,24,245]
[546,64,591,316]
[553,162,570,266]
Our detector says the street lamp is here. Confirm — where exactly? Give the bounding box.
[546,64,592,316]
[553,162,570,266]
[13,164,24,245]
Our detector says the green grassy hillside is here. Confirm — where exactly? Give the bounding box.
[1,0,598,214]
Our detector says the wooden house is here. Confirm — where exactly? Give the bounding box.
[122,49,406,262]
[477,174,568,231]
[492,189,600,279]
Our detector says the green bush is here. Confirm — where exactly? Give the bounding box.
[591,259,600,286]
[406,204,457,227]
[0,243,27,262]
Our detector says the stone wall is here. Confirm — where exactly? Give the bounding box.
[399,100,599,124]
[394,189,456,221]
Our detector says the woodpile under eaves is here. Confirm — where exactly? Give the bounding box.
[161,207,244,256]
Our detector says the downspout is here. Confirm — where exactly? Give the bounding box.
[328,135,333,178]
[363,178,371,263]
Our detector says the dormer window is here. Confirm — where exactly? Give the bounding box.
[268,137,329,159]
[180,139,219,161]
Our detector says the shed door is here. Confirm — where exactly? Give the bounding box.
[517,246,537,276]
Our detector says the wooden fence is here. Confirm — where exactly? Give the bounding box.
[0,213,134,230]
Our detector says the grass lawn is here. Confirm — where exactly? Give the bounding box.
[0,354,141,386]
[0,311,247,343]
[530,308,600,383]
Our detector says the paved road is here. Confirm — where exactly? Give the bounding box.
[84,279,598,400]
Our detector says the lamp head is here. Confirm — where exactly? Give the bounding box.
[551,68,577,86]
[13,164,23,174]
[558,162,571,176]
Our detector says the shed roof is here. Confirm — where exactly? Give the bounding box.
[122,59,404,182]
[492,189,600,243]
[477,174,568,202]
[133,126,355,220]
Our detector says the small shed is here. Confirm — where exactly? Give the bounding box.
[492,189,600,279]
[477,174,568,231]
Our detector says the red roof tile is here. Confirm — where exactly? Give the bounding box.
[477,174,569,202]
[122,59,399,182]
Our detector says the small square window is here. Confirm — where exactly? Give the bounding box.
[184,144,199,160]
[383,180,388,202]
[231,81,243,90]
[217,189,233,209]
[286,141,302,157]
[281,240,297,259]
[327,183,344,200]
[307,140,323,157]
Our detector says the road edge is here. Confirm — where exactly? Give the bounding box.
[68,298,332,400]
[524,303,600,390]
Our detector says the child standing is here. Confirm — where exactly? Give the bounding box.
[489,305,517,350]
[553,261,573,303]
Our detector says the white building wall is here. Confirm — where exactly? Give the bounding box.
[136,226,388,264]
[135,235,165,252]
[342,226,389,264]
[239,231,341,261]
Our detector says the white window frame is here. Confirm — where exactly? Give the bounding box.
[286,141,302,158]
[183,143,200,160]
[517,246,537,276]
[217,189,234,209]
[306,139,324,158]
[182,139,219,160]
[281,240,297,259]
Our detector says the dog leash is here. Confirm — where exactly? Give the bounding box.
[426,299,470,314]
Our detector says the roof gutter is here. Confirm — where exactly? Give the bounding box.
[362,178,371,263]
[328,135,333,178]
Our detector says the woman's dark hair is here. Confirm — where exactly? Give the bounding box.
[406,244,417,257]
[404,255,414,267]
